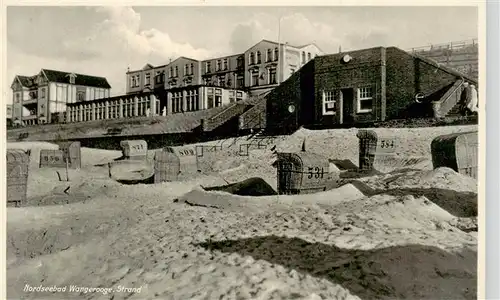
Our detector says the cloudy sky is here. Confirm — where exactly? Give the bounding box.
[6,5,478,99]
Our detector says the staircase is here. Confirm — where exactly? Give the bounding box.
[202,102,251,132]
[432,79,466,119]
[238,94,268,131]
[447,101,463,117]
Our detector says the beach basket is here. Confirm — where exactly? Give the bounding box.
[39,149,67,168]
[276,152,329,195]
[154,149,181,183]
[164,146,199,176]
[7,149,30,207]
[56,141,81,169]
[357,130,397,171]
[120,140,148,160]
[431,131,478,179]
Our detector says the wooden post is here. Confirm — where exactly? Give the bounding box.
[65,155,69,181]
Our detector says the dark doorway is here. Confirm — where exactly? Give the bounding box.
[207,95,214,109]
[341,88,355,124]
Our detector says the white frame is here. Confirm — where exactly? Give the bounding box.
[357,86,373,113]
[322,90,337,115]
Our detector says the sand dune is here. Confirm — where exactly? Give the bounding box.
[6,125,478,300]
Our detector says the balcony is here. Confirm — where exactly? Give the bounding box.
[23,98,37,105]
[23,114,37,120]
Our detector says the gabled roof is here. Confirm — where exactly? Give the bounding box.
[41,69,112,89]
[245,39,279,51]
[290,43,324,53]
[168,56,200,65]
[142,63,155,70]
[15,75,37,88]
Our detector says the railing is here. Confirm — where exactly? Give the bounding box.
[407,39,478,53]
[432,79,466,118]
[203,102,248,132]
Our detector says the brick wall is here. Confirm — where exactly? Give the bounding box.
[412,44,478,80]
[314,47,384,125]
[265,62,310,133]
[385,47,458,119]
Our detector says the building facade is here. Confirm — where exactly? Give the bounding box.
[244,40,323,95]
[265,46,478,133]
[11,69,111,125]
[120,39,322,121]
[66,92,160,123]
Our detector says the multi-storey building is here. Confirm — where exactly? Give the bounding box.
[10,69,111,125]
[244,40,324,95]
[122,39,322,119]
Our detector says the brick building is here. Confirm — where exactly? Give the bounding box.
[263,46,478,133]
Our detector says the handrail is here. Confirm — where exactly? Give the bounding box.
[433,77,465,105]
[432,77,466,118]
[407,39,478,53]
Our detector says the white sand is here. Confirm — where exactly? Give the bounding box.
[6,125,478,300]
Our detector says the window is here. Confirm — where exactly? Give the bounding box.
[308,52,312,61]
[237,57,243,68]
[206,62,211,73]
[135,75,140,87]
[257,51,261,64]
[190,63,194,75]
[41,88,46,98]
[357,87,373,113]
[186,90,199,111]
[229,91,235,103]
[69,75,75,85]
[302,51,306,63]
[251,70,259,86]
[155,71,163,84]
[145,73,151,86]
[130,76,135,87]
[249,52,255,65]
[218,75,225,87]
[322,91,337,115]
[169,67,173,78]
[215,89,222,107]
[185,64,189,76]
[174,66,178,77]
[15,93,20,103]
[267,49,272,62]
[274,47,279,61]
[223,59,228,70]
[216,60,221,71]
[237,91,243,101]
[236,74,244,89]
[77,91,85,101]
[268,68,277,84]
[172,92,183,113]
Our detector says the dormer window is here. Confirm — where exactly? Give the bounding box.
[67,73,77,85]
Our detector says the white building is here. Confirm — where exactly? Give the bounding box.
[10,69,112,125]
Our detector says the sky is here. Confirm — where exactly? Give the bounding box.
[5,5,478,99]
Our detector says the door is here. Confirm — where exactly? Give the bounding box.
[207,95,214,109]
[341,88,354,124]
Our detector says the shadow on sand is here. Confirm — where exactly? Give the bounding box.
[343,180,477,218]
[196,236,477,300]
